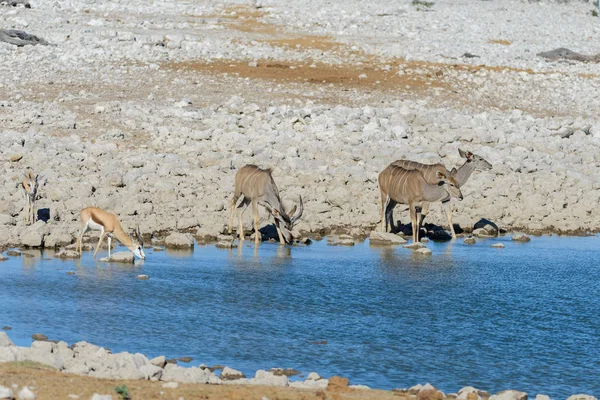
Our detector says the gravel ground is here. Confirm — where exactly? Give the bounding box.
[1,0,600,248]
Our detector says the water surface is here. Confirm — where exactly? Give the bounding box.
[1,235,599,397]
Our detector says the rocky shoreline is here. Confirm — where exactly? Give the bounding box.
[1,332,597,400]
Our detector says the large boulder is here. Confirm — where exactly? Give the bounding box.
[165,232,194,249]
[99,252,134,263]
[44,232,73,248]
[489,390,528,400]
[369,231,407,245]
[220,366,246,381]
[161,363,219,384]
[0,332,13,347]
[54,250,80,259]
[566,396,597,400]
[247,370,289,387]
[0,386,14,400]
[21,230,44,247]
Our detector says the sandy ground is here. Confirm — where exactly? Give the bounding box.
[0,362,404,400]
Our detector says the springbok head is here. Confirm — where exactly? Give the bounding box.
[459,149,493,171]
[129,227,146,260]
[436,171,463,200]
[272,196,304,244]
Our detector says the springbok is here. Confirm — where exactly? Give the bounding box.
[378,165,463,244]
[391,149,492,238]
[228,164,303,244]
[20,169,40,225]
[76,206,145,260]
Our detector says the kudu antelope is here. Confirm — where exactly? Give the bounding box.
[228,165,303,244]
[76,207,145,260]
[391,149,492,238]
[378,165,463,244]
[21,169,40,225]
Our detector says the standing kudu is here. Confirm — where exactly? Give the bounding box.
[391,149,492,238]
[21,169,41,225]
[378,165,463,244]
[228,165,303,244]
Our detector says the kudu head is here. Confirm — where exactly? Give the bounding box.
[459,149,492,171]
[129,227,146,259]
[272,196,304,244]
[437,171,463,200]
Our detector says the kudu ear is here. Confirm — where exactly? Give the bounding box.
[459,149,474,160]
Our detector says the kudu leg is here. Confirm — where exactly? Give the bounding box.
[252,201,261,244]
[236,199,249,242]
[380,193,390,232]
[93,232,106,259]
[409,202,418,244]
[228,194,240,234]
[275,220,285,245]
[418,202,430,230]
[443,201,456,239]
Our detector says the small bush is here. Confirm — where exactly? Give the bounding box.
[115,385,131,400]
[412,0,435,9]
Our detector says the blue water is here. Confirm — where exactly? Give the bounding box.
[1,236,599,397]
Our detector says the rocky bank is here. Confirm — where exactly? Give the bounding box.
[2,0,600,248]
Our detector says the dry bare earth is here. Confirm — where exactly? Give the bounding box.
[1,0,600,247]
[0,362,401,400]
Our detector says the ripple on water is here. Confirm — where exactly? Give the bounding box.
[1,235,599,397]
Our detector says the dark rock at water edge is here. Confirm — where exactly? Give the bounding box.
[31,333,48,341]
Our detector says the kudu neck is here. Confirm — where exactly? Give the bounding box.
[455,160,476,187]
[422,182,450,202]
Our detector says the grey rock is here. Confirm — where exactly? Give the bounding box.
[306,372,321,380]
[464,237,476,244]
[566,396,597,400]
[165,232,194,249]
[150,355,166,368]
[17,387,35,400]
[0,29,50,46]
[0,333,13,347]
[5,250,21,256]
[161,363,218,383]
[220,366,246,380]
[216,241,237,249]
[90,395,112,400]
[473,228,494,238]
[491,243,505,248]
[369,231,407,245]
[161,382,179,389]
[55,250,80,259]
[136,274,149,280]
[31,333,48,341]
[535,396,550,400]
[0,254,7,262]
[21,231,44,247]
[415,247,432,256]
[100,252,134,263]
[247,370,288,387]
[403,242,425,249]
[44,232,73,248]
[489,390,528,400]
[0,386,14,400]
[512,234,531,242]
